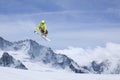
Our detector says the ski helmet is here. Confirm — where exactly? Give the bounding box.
[41,20,45,23]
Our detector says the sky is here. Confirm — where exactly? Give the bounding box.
[0,0,120,49]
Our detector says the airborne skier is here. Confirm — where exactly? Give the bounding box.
[34,20,48,37]
[34,20,51,41]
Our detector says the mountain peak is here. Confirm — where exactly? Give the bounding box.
[0,52,28,70]
[0,37,12,50]
[0,36,3,40]
[0,37,87,73]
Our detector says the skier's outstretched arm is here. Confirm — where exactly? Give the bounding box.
[34,24,41,33]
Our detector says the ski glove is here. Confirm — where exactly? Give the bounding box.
[34,31,36,33]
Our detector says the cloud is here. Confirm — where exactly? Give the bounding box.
[52,0,120,11]
[55,42,120,65]
[0,0,63,14]
[107,8,120,17]
[51,26,120,49]
[0,15,36,41]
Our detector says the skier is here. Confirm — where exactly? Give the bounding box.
[34,20,48,37]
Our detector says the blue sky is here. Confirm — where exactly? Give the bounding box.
[0,0,120,49]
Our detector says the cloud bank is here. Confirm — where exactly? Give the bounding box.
[55,42,120,65]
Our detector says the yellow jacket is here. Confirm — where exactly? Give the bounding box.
[35,23,47,32]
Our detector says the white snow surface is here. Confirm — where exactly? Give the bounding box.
[0,67,120,80]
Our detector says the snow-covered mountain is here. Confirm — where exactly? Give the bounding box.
[1,36,120,74]
[83,59,120,74]
[0,37,87,73]
[56,46,120,74]
[0,52,27,70]
[0,37,13,50]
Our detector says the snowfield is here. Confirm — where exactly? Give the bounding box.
[0,67,120,80]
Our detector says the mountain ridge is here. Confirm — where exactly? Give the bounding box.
[0,36,87,73]
[1,36,120,74]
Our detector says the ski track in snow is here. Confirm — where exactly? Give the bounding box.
[0,67,120,80]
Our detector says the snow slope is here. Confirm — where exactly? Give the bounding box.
[0,67,120,80]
